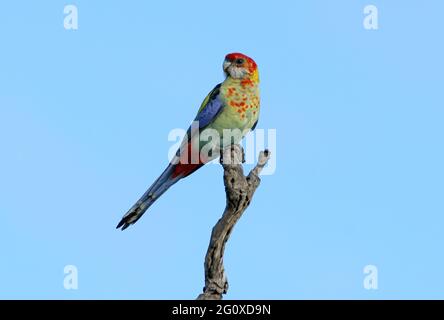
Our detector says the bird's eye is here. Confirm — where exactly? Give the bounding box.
[235,58,245,65]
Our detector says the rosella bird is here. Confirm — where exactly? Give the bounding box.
[116,53,260,230]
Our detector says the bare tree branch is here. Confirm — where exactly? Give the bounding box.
[197,144,271,300]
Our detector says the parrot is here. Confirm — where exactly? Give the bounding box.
[116,53,260,230]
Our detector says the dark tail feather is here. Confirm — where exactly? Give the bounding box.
[116,164,181,230]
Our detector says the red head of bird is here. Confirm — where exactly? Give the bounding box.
[223,53,259,83]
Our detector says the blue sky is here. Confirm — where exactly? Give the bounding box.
[1,1,443,299]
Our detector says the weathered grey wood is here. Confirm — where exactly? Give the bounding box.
[197,144,271,300]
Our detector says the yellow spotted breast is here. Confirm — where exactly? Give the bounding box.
[211,76,260,138]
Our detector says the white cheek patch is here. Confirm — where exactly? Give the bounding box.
[228,66,247,79]
[223,61,231,71]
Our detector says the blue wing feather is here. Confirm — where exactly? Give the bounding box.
[175,84,224,157]
[194,83,223,129]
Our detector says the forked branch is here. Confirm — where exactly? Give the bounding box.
[197,144,270,300]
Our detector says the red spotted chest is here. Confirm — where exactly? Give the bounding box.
[226,85,259,120]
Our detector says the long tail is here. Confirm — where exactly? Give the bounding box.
[116,161,203,230]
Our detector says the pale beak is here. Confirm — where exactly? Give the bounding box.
[223,60,232,73]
